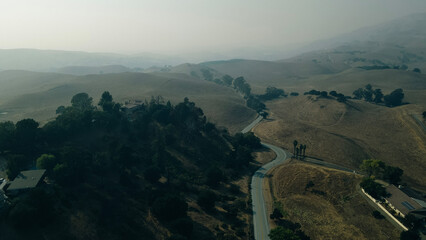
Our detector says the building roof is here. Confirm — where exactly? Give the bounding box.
[385,184,423,216]
[7,170,46,192]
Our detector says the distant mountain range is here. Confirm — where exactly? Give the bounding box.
[0,13,425,75]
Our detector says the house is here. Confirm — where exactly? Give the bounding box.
[385,184,423,218]
[5,169,46,196]
[121,101,144,116]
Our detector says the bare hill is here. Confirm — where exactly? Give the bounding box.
[254,96,426,191]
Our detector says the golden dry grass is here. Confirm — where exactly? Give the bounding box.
[269,162,401,240]
[254,96,426,191]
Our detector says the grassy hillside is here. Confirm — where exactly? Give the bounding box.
[267,162,400,240]
[53,65,137,75]
[253,96,426,191]
[201,59,337,93]
[0,71,256,133]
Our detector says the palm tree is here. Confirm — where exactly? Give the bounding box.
[293,140,298,157]
[302,145,307,159]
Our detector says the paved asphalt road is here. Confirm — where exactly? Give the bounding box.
[251,142,290,240]
[243,116,291,240]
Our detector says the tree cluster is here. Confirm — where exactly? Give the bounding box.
[360,177,388,199]
[352,84,405,107]
[360,159,403,185]
[292,140,307,159]
[304,90,347,102]
[0,92,260,240]
[257,86,286,101]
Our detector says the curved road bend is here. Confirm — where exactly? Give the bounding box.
[242,116,291,240]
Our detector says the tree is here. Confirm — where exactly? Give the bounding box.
[412,68,421,73]
[98,91,114,112]
[400,230,420,240]
[0,121,15,153]
[56,106,66,115]
[222,75,233,86]
[383,166,403,185]
[360,177,387,199]
[170,217,193,238]
[373,89,384,103]
[14,118,39,153]
[353,88,363,99]
[293,140,298,156]
[301,145,306,158]
[329,91,337,97]
[259,86,285,100]
[206,166,224,187]
[360,159,385,177]
[71,92,94,111]
[384,88,404,107]
[197,190,217,211]
[144,166,161,184]
[320,91,328,98]
[36,154,56,172]
[201,69,213,81]
[336,93,346,103]
[423,111,426,119]
[269,226,300,240]
[233,77,251,96]
[363,84,373,102]
[153,195,188,221]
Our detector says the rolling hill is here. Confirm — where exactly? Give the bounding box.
[0,70,256,133]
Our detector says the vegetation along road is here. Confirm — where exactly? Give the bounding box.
[244,116,290,240]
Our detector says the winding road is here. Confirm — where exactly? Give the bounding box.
[243,116,291,240]
[245,115,407,239]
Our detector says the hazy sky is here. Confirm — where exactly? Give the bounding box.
[1,0,426,55]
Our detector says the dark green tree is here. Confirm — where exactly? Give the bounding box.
[222,75,233,86]
[14,118,39,153]
[0,121,15,153]
[144,166,162,184]
[269,226,300,240]
[360,177,387,199]
[98,91,114,111]
[384,88,404,107]
[36,154,57,173]
[400,230,420,240]
[412,68,421,73]
[353,88,364,99]
[373,89,384,103]
[293,140,298,156]
[71,92,94,111]
[55,105,66,114]
[206,166,224,187]
[197,190,217,211]
[383,166,403,185]
[153,195,188,221]
[360,159,385,177]
[363,84,373,102]
[201,69,213,81]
